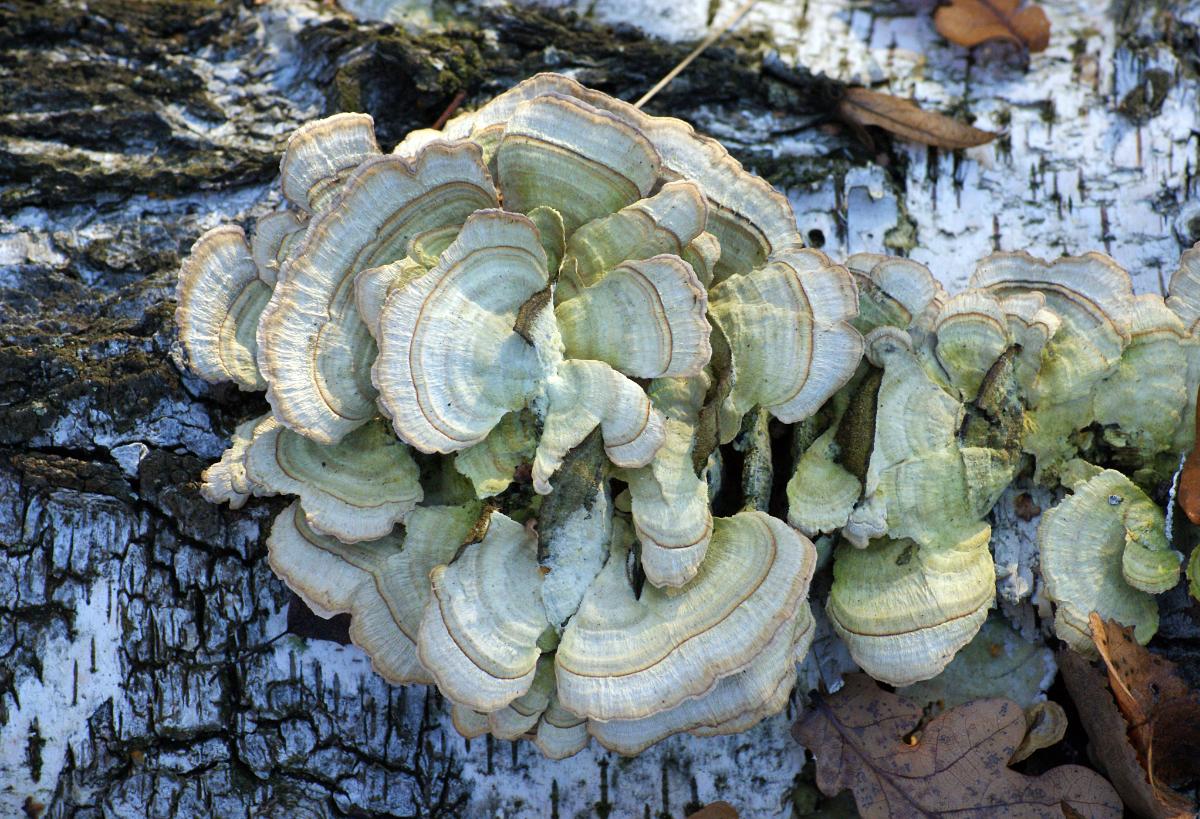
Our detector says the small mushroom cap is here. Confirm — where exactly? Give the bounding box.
[176,225,273,390]
[488,657,556,740]
[453,411,537,498]
[496,93,661,233]
[708,246,862,435]
[1038,469,1180,654]
[555,511,816,721]
[201,413,270,509]
[266,501,480,684]
[623,376,713,588]
[933,291,1010,400]
[557,180,708,298]
[417,511,550,712]
[533,358,667,495]
[997,292,1060,394]
[373,209,547,453]
[589,601,814,755]
[1167,241,1200,332]
[846,253,946,334]
[533,695,590,759]
[826,530,995,686]
[259,142,498,444]
[786,424,861,537]
[251,210,306,287]
[556,254,711,379]
[280,113,381,213]
[244,416,422,543]
[450,704,491,739]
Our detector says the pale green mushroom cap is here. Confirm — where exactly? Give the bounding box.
[826,529,995,686]
[786,423,861,537]
[1037,469,1179,654]
[845,253,946,335]
[266,501,480,685]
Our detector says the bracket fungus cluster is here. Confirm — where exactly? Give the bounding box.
[179,69,1200,757]
[786,248,1196,687]
[176,74,858,757]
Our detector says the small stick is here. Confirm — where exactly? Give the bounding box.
[432,90,468,130]
[633,0,759,110]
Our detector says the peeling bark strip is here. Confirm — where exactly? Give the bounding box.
[2,0,1200,815]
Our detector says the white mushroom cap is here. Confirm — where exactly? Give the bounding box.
[708,246,862,437]
[557,180,708,298]
[244,416,422,543]
[280,113,381,214]
[373,209,547,454]
[589,602,814,755]
[488,657,555,740]
[933,291,1010,400]
[496,93,661,233]
[555,254,712,378]
[997,292,1060,394]
[532,695,590,759]
[555,511,816,721]
[176,225,272,390]
[623,376,713,588]
[417,512,551,712]
[826,529,995,686]
[532,358,667,495]
[1167,241,1200,332]
[201,413,270,509]
[258,142,499,444]
[846,253,946,333]
[266,501,480,684]
[250,210,306,287]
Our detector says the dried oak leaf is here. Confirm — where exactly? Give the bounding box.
[838,88,997,150]
[793,674,1122,818]
[1059,650,1195,819]
[934,0,1051,54]
[1089,614,1200,793]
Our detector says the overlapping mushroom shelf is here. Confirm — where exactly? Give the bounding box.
[177,69,1200,757]
[176,74,857,757]
[787,248,1197,684]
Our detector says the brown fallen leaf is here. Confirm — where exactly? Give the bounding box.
[1088,614,1200,791]
[1059,650,1195,819]
[686,802,738,819]
[792,674,1122,818]
[837,87,997,150]
[934,0,1051,54]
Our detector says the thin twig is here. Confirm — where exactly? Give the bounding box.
[432,90,467,130]
[633,0,759,110]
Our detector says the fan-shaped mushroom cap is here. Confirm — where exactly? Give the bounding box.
[555,254,712,378]
[1167,241,1200,332]
[488,657,555,740]
[846,253,946,334]
[786,423,861,537]
[622,376,713,588]
[373,209,547,453]
[1092,296,1191,470]
[708,246,862,436]
[176,226,273,390]
[557,180,708,297]
[555,511,816,721]
[997,292,1060,394]
[244,417,422,542]
[418,512,550,712]
[266,501,480,684]
[933,291,1009,400]
[1038,469,1181,654]
[590,601,815,755]
[259,142,499,444]
[201,414,269,509]
[532,358,666,495]
[496,93,661,233]
[453,411,537,498]
[826,530,995,686]
[280,113,381,214]
[251,210,306,287]
[450,704,491,739]
[533,695,590,759]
